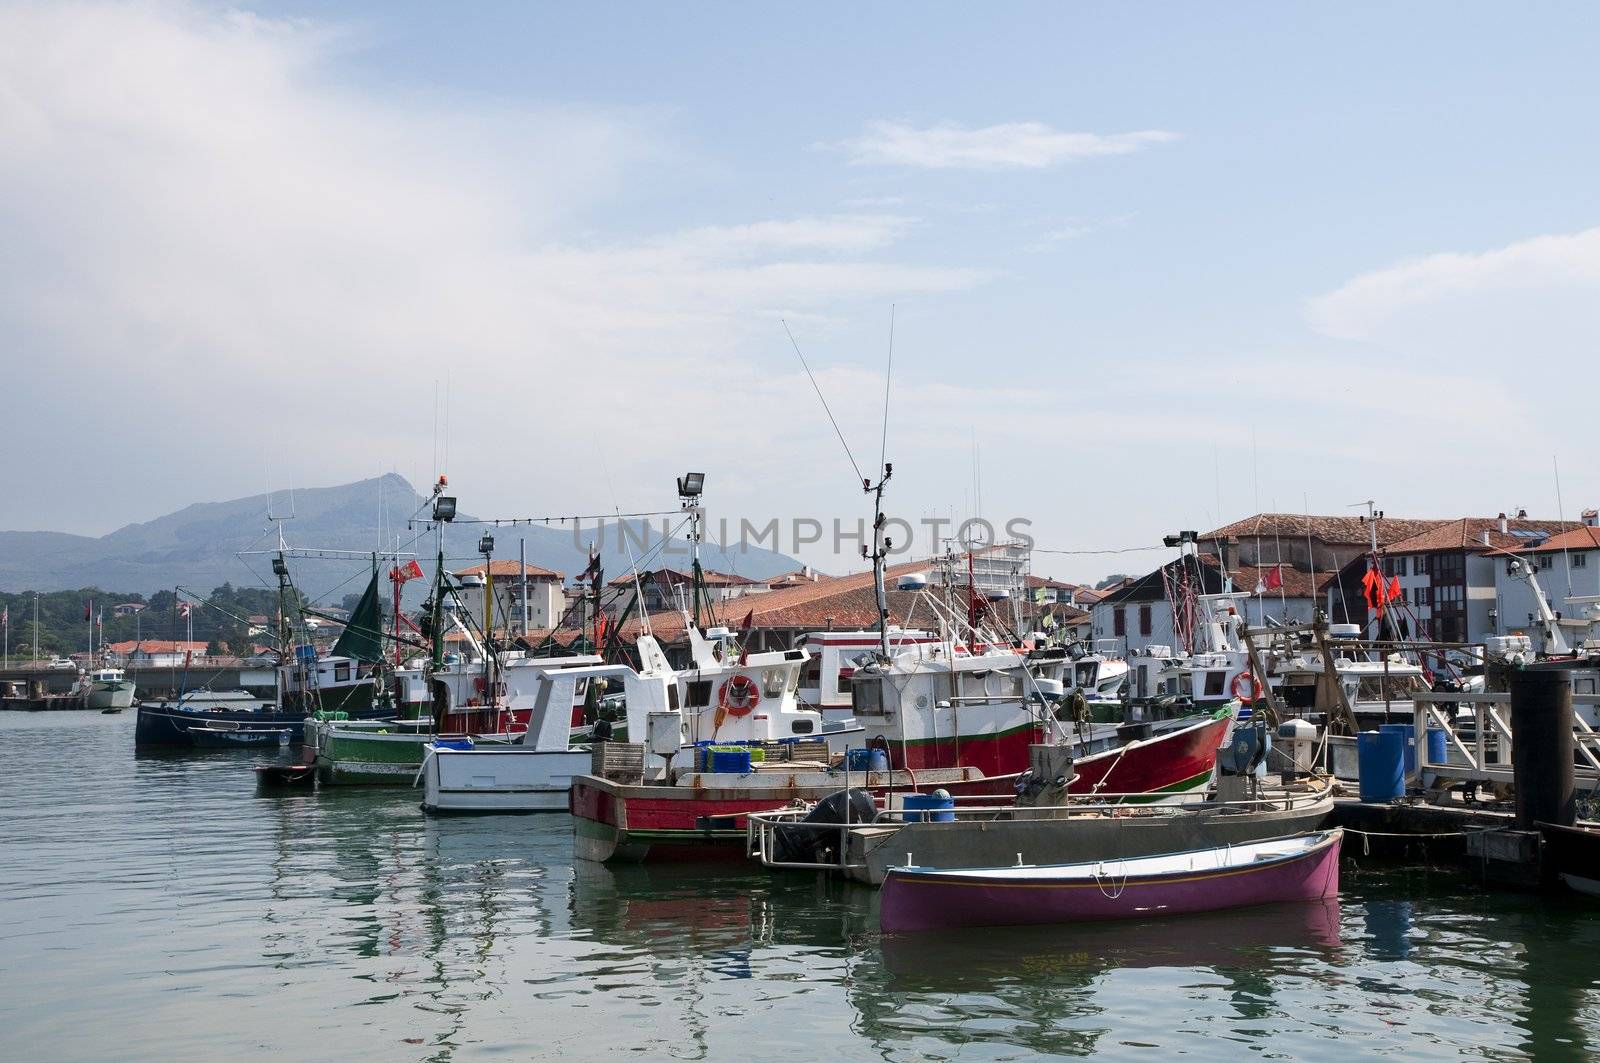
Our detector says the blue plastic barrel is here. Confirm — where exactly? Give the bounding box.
[1358,729,1405,802]
[294,644,317,662]
[846,748,873,772]
[903,792,956,823]
[1379,723,1417,775]
[1425,726,1447,768]
[869,748,890,773]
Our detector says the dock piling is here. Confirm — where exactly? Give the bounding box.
[1509,668,1575,830]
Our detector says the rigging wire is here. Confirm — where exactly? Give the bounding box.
[408,508,681,528]
[782,318,864,484]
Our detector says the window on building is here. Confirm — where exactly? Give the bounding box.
[1437,553,1465,581]
[1415,555,1432,575]
[1415,586,1433,607]
[1539,555,1554,570]
[1574,554,1589,569]
[1114,608,1126,637]
[1138,605,1152,636]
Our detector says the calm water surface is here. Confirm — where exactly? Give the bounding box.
[2,712,1598,1061]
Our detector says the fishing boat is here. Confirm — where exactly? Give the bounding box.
[87,667,136,713]
[571,473,1233,861]
[417,661,623,813]
[750,768,1330,885]
[134,545,397,748]
[879,828,1343,933]
[312,651,596,785]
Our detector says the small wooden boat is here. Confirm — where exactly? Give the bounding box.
[879,828,1342,934]
[1537,822,1600,898]
[255,763,317,788]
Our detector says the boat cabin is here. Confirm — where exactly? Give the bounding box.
[798,628,937,713]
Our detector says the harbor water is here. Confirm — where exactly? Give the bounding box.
[3,712,1598,1061]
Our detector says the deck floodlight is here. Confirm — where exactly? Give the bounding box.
[677,472,705,499]
[433,495,458,522]
[271,557,288,577]
[478,533,495,557]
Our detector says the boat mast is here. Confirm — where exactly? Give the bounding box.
[677,473,706,629]
[865,463,894,658]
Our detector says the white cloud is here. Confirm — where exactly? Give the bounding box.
[1306,227,1600,360]
[1026,213,1137,251]
[0,2,999,540]
[837,120,1178,170]
[653,214,919,259]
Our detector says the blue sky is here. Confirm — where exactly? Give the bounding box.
[1,2,1596,582]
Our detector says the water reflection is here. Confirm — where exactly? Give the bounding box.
[859,900,1342,1057]
[4,711,1600,1062]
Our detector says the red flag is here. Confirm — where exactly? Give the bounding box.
[404,559,424,581]
[84,600,92,621]
[737,609,755,665]
[1361,568,1381,611]
[1263,564,1283,591]
[595,610,609,649]
[1387,576,1402,602]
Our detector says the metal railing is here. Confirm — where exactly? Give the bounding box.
[744,783,1333,871]
[1405,691,1600,786]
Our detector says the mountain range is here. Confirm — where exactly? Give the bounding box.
[0,474,802,600]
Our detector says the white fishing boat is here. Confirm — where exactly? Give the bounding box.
[86,667,136,712]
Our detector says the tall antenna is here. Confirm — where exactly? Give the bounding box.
[879,304,895,476]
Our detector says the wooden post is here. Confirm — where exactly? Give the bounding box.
[1313,621,1360,735]
[1240,625,1282,728]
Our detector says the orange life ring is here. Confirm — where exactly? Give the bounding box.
[718,674,761,717]
[1231,671,1261,704]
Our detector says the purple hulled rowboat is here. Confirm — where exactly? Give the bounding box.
[879,829,1342,934]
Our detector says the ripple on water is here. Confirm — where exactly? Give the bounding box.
[2,713,1599,1060]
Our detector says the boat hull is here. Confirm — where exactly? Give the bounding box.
[134,701,388,749]
[571,768,1016,864]
[1068,708,1234,802]
[87,681,136,711]
[880,829,1343,933]
[313,723,524,786]
[850,788,1333,885]
[420,748,590,814]
[1538,822,1600,898]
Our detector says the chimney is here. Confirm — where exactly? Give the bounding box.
[1498,512,1508,534]
[1584,509,1598,528]
[1480,529,1492,547]
[1517,508,1528,518]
